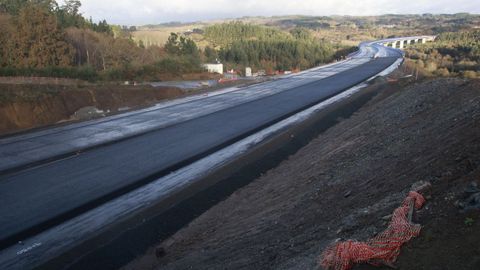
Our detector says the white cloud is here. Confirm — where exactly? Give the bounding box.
[77,0,480,25]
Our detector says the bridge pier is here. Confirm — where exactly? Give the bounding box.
[378,36,436,50]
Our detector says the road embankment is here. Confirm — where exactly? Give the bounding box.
[0,84,183,135]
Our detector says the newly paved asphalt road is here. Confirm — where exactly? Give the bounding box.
[0,58,373,174]
[0,55,400,248]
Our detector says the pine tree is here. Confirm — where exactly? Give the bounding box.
[11,3,74,68]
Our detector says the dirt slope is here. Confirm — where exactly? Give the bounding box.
[0,84,183,135]
[124,77,480,270]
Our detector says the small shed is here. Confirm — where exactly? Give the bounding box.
[203,63,224,74]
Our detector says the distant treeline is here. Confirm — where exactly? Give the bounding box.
[218,40,334,71]
[0,0,111,33]
[270,13,480,34]
[406,30,480,78]
[203,22,349,72]
[204,21,291,47]
[0,2,354,81]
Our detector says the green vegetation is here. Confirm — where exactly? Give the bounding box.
[267,14,480,45]
[465,217,475,227]
[0,0,112,33]
[0,66,97,80]
[405,30,480,78]
[133,14,479,75]
[0,0,202,81]
[4,4,74,68]
[1,3,479,81]
[203,22,340,73]
[204,22,291,47]
[136,14,479,48]
[218,39,334,72]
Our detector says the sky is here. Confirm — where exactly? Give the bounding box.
[75,0,480,25]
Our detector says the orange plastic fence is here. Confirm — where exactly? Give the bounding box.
[320,191,426,270]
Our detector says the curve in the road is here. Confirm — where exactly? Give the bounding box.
[0,56,399,249]
[0,59,372,174]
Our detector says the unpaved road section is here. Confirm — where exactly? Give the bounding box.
[124,77,480,270]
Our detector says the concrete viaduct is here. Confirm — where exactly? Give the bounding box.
[378,35,436,49]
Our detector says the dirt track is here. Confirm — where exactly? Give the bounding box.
[124,76,480,270]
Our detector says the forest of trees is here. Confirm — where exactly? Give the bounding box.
[203,22,343,73]
[405,30,480,78]
[218,39,335,72]
[0,2,370,81]
[204,21,292,47]
[0,0,202,81]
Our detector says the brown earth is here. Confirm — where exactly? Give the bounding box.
[0,83,184,135]
[0,76,89,86]
[0,71,223,135]
[0,72,221,85]
[138,72,223,82]
[123,77,480,270]
[0,73,261,135]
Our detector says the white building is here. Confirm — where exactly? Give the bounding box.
[203,63,224,74]
[245,67,252,77]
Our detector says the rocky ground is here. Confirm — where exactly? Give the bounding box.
[122,76,480,270]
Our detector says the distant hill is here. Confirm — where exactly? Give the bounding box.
[132,14,480,47]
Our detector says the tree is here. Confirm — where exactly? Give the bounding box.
[179,36,199,56]
[56,0,84,28]
[0,0,57,15]
[0,12,13,66]
[204,46,218,62]
[62,0,80,15]
[164,32,199,57]
[0,0,29,15]
[218,39,334,71]
[165,32,180,55]
[10,3,73,68]
[204,22,291,47]
[30,0,57,11]
[290,27,311,40]
[93,19,112,35]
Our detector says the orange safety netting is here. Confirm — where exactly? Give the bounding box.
[320,191,426,270]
